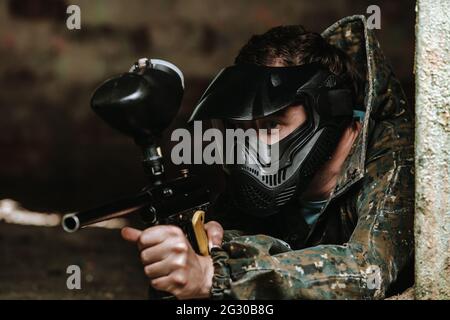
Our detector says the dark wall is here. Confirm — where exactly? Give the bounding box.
[0,0,416,212]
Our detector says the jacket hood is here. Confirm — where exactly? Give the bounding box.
[321,15,409,198]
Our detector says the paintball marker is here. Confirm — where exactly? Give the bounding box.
[61,58,211,257]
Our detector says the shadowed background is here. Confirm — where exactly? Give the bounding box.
[0,0,415,299]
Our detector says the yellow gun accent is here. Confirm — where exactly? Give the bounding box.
[191,210,209,256]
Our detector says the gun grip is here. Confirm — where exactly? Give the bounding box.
[191,210,209,256]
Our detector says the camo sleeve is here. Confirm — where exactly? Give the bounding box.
[209,114,414,300]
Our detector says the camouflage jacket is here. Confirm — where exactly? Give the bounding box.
[207,15,414,300]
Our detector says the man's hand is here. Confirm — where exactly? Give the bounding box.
[121,221,223,300]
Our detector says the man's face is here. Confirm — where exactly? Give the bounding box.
[226,59,310,145]
[229,104,307,145]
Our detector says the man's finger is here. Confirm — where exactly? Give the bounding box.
[150,275,174,294]
[139,241,173,265]
[204,221,224,250]
[121,227,142,243]
[143,258,178,279]
[138,225,184,250]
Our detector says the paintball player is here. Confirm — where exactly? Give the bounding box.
[121,15,414,299]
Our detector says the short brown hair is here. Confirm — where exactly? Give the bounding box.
[235,25,362,103]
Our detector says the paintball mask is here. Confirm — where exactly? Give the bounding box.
[189,62,354,217]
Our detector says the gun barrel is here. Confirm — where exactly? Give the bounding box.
[62,191,150,232]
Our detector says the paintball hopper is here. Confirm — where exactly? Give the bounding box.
[90,58,185,181]
[91,58,184,146]
[62,58,187,233]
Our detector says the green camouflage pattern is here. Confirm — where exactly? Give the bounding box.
[208,15,414,300]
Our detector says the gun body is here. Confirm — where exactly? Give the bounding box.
[61,58,210,298]
[62,173,211,256]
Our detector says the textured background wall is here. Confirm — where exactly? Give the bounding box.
[415,0,450,300]
[0,0,416,213]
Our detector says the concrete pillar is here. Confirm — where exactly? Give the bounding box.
[415,0,450,300]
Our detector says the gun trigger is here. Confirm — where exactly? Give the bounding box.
[191,210,209,256]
